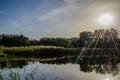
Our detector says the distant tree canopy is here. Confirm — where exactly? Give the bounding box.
[79,31,93,40]
[79,31,93,47]
[110,28,119,38]
[0,28,119,48]
[79,28,120,47]
[0,34,29,47]
[29,39,40,46]
[0,34,72,47]
[39,38,70,47]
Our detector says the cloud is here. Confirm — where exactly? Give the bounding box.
[37,0,117,38]
[38,0,120,34]
[38,0,120,21]
[38,0,81,21]
[38,8,67,21]
[37,0,90,22]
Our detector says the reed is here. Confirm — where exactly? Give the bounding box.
[2,46,79,58]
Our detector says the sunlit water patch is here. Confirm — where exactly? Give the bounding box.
[0,61,120,80]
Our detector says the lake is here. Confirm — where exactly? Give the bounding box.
[0,57,120,80]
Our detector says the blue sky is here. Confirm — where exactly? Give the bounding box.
[0,0,120,39]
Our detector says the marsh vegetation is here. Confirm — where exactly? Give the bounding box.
[0,28,120,80]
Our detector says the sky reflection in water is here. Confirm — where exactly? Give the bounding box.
[0,60,120,80]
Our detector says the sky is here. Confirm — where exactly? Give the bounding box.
[0,0,120,39]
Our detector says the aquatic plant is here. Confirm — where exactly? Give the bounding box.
[8,71,20,80]
[2,46,79,58]
[0,67,49,80]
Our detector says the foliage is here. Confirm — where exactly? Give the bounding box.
[0,34,72,47]
[0,28,119,48]
[39,38,70,47]
[2,46,79,58]
[0,34,29,47]
[79,31,93,47]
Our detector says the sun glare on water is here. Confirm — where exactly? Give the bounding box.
[105,78,111,80]
[99,13,114,28]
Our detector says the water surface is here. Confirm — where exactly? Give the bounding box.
[0,58,120,80]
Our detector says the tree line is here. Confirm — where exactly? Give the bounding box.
[0,34,76,47]
[0,28,120,48]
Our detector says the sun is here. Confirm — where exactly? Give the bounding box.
[98,13,114,27]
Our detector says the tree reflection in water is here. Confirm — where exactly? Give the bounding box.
[0,56,120,77]
[0,59,28,69]
[78,57,120,76]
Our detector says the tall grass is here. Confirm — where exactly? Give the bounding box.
[3,46,118,58]
[2,46,79,58]
[0,46,7,57]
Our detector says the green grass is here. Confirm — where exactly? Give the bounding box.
[0,48,3,54]
[0,47,7,58]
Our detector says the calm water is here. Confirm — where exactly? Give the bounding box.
[0,57,120,80]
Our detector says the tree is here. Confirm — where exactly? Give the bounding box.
[79,31,93,47]
[0,34,29,47]
[29,39,40,46]
[110,28,119,38]
[39,38,70,47]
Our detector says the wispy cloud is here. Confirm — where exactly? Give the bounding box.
[37,0,94,22]
[38,8,66,21]
[38,0,119,21]
[38,0,80,21]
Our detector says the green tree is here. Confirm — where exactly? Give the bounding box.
[79,31,93,47]
[0,34,29,47]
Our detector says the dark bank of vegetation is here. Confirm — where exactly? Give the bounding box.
[78,57,120,76]
[0,28,120,58]
[2,46,79,58]
[0,28,120,48]
[0,34,78,48]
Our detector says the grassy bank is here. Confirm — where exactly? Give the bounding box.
[2,46,79,58]
[2,46,120,58]
[0,47,7,57]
